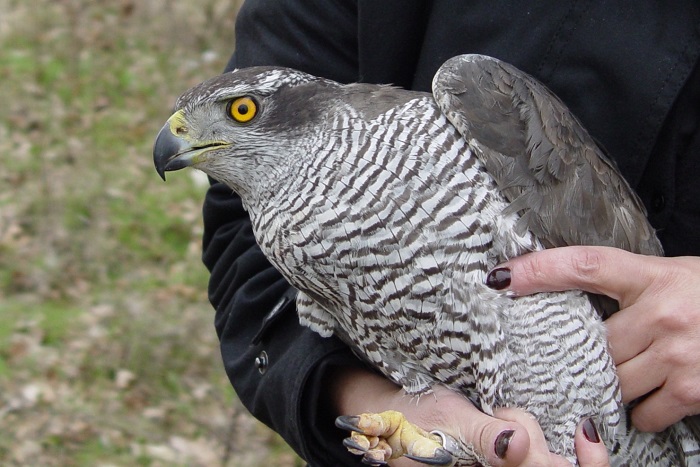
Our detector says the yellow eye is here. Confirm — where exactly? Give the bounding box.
[228,96,258,123]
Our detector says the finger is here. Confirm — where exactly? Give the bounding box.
[494,408,546,449]
[493,407,568,466]
[603,302,654,365]
[486,246,657,303]
[574,418,610,467]
[449,404,530,466]
[630,383,691,432]
[409,389,531,467]
[614,347,666,403]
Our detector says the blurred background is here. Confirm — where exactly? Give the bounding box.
[0,0,302,465]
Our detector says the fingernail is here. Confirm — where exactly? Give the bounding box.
[495,429,514,459]
[486,267,511,290]
[582,418,600,443]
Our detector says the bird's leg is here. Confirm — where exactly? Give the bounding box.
[335,410,456,466]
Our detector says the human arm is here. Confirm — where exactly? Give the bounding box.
[486,246,700,431]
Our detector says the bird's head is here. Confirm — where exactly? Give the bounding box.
[153,66,339,195]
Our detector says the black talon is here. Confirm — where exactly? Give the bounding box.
[361,456,387,466]
[343,437,368,453]
[404,447,455,466]
[336,415,363,432]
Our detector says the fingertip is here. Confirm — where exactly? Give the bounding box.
[466,411,529,466]
[485,250,556,296]
[495,429,515,459]
[581,418,600,443]
[485,267,512,291]
[487,425,530,466]
[489,408,531,465]
[574,418,610,466]
[499,427,531,466]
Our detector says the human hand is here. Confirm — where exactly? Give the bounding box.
[496,408,609,467]
[331,366,609,466]
[486,245,700,432]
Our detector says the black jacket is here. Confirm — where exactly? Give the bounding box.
[202,2,700,464]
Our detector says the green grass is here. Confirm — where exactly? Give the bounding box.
[0,1,302,465]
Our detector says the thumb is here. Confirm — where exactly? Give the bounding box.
[484,246,654,303]
[408,387,532,466]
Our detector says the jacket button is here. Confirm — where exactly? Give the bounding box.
[255,351,269,374]
[651,193,666,213]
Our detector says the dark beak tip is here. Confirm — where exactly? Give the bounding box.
[157,169,167,181]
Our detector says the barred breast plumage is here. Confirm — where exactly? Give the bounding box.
[153,55,700,465]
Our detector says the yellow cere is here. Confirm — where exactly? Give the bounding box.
[167,109,189,137]
[229,96,257,123]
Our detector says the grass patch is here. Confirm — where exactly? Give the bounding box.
[0,1,302,465]
[0,298,81,356]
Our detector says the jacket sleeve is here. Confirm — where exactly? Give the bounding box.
[201,1,368,464]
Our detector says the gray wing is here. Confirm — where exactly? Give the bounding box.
[432,54,662,256]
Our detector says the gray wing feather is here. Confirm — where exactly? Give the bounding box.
[433,55,700,458]
[432,54,663,256]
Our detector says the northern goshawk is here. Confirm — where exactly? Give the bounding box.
[153,55,699,466]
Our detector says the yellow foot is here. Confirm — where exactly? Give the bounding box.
[335,410,455,466]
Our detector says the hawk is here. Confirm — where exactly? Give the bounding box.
[153,55,699,465]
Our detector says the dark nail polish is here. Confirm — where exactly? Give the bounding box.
[582,418,600,443]
[495,429,514,459]
[486,267,511,290]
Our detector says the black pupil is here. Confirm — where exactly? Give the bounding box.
[237,103,249,115]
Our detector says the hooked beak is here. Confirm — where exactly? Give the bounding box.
[153,110,229,180]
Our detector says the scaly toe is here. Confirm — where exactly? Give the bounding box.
[337,411,456,465]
